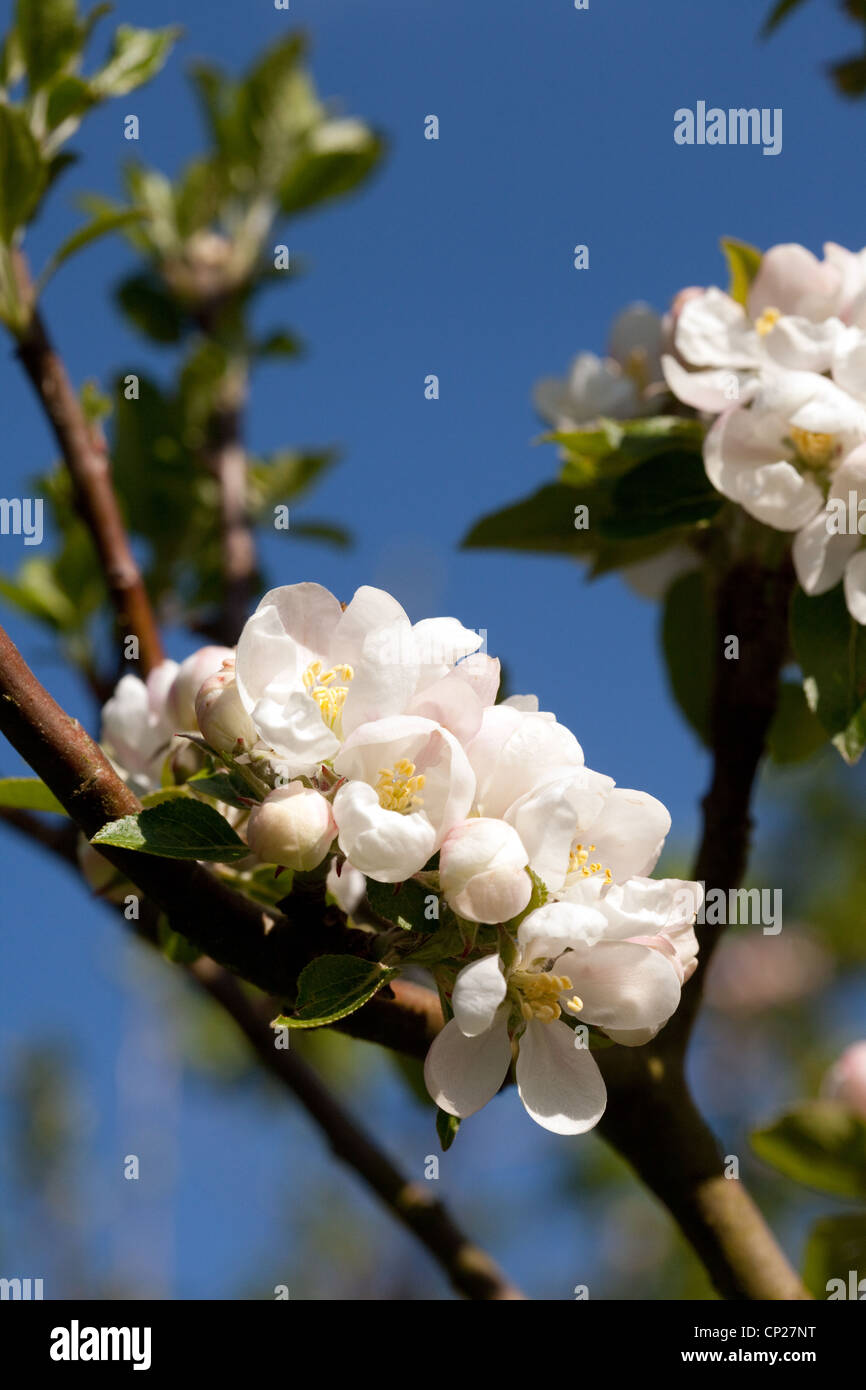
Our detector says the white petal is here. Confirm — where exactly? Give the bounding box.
[595,876,703,939]
[763,316,846,374]
[748,243,842,321]
[408,669,485,745]
[251,691,340,772]
[517,900,609,961]
[675,288,759,369]
[662,353,750,413]
[844,550,866,625]
[583,788,671,880]
[333,780,436,881]
[516,1019,607,1135]
[452,954,508,1036]
[505,768,614,892]
[793,512,858,596]
[424,1014,512,1118]
[704,409,823,530]
[342,619,420,736]
[329,585,410,669]
[557,940,682,1033]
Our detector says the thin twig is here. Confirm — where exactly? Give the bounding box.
[9,251,164,676]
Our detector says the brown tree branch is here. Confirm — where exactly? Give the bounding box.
[202,394,258,646]
[189,958,524,1299]
[0,783,521,1300]
[9,251,164,676]
[0,617,807,1299]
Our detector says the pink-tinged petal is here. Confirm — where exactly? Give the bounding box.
[452,954,508,1036]
[594,876,703,939]
[516,1019,607,1134]
[408,670,485,745]
[440,818,531,924]
[844,550,866,625]
[424,1014,512,1118]
[450,652,501,708]
[583,788,671,881]
[557,940,682,1034]
[748,243,842,321]
[332,780,437,881]
[675,288,759,369]
[468,706,584,818]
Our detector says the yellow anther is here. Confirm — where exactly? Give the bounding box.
[302,660,354,734]
[513,970,572,1024]
[755,306,782,337]
[565,995,585,1016]
[376,759,426,814]
[568,842,612,882]
[789,426,837,470]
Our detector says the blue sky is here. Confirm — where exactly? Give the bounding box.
[2,0,865,1298]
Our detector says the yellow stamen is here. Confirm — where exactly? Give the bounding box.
[565,995,585,1016]
[302,660,354,734]
[755,306,782,337]
[789,426,837,470]
[512,971,572,1024]
[567,842,613,882]
[376,758,426,814]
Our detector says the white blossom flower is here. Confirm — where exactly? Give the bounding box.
[332,715,475,881]
[100,660,179,794]
[235,582,481,776]
[424,897,691,1134]
[703,368,866,530]
[534,303,663,429]
[791,444,866,623]
[439,817,532,924]
[247,783,337,871]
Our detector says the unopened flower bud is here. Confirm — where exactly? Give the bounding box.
[247,783,336,871]
[169,646,235,730]
[439,817,531,924]
[822,1041,866,1119]
[195,669,257,754]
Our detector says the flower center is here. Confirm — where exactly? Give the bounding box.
[303,660,354,733]
[376,758,425,814]
[512,970,576,1024]
[789,426,838,470]
[755,306,782,337]
[567,842,612,882]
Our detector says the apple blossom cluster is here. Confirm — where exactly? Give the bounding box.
[98,582,701,1135]
[663,241,866,625]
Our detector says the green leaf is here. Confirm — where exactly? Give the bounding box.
[279,129,383,217]
[462,483,602,556]
[366,877,431,932]
[0,776,67,814]
[274,955,396,1028]
[186,769,253,811]
[803,1215,866,1299]
[115,271,186,342]
[157,914,202,965]
[767,680,827,765]
[91,798,249,861]
[791,585,866,763]
[661,572,713,744]
[720,237,762,306]
[15,0,82,90]
[0,103,47,240]
[89,24,180,98]
[600,451,723,539]
[751,1100,866,1200]
[45,75,96,134]
[37,208,146,291]
[436,1108,460,1151]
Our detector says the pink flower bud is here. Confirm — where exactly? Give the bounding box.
[169,646,235,730]
[439,817,531,924]
[195,670,257,754]
[822,1042,866,1120]
[247,784,337,871]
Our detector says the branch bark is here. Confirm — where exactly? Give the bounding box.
[202,394,258,647]
[9,251,164,676]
